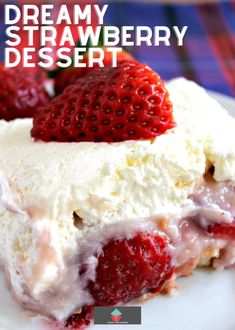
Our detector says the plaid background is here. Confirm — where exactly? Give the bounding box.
[102,1,235,97]
[0,1,235,96]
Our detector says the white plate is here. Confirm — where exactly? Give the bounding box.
[0,91,235,330]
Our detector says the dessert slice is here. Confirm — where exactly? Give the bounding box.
[0,62,235,329]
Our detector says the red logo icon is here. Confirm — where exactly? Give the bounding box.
[111,308,122,323]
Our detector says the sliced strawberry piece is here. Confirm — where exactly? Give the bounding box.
[54,48,133,95]
[88,232,174,306]
[208,221,235,240]
[31,61,175,143]
[0,66,50,121]
[63,306,94,330]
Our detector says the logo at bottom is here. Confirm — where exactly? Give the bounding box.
[111,308,122,323]
[94,306,141,325]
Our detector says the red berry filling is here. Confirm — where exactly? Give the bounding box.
[88,232,174,305]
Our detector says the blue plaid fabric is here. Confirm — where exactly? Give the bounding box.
[102,1,235,96]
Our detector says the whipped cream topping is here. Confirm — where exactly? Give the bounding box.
[1,79,235,225]
[0,78,235,320]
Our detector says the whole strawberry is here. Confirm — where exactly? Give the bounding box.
[0,66,50,121]
[54,48,133,95]
[88,232,174,305]
[31,61,175,143]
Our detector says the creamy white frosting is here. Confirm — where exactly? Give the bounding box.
[0,78,234,320]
